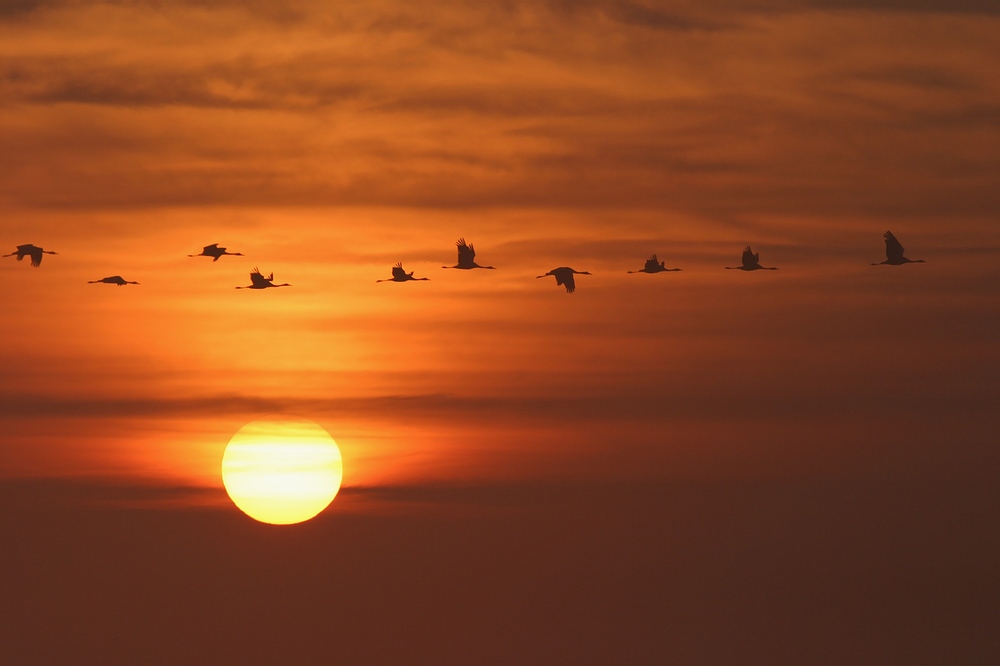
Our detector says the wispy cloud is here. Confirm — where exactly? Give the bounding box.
[0,0,995,212]
[797,0,1000,13]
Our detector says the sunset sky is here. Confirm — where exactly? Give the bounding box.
[2,1,998,663]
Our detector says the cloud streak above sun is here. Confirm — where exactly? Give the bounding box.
[1,0,997,216]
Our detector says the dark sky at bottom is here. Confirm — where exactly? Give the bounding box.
[2,473,996,665]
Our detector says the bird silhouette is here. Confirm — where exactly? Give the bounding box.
[189,243,244,261]
[377,262,429,282]
[537,267,591,293]
[3,244,58,267]
[235,267,290,289]
[725,246,778,271]
[872,231,925,266]
[627,254,681,274]
[88,275,139,286]
[442,238,495,270]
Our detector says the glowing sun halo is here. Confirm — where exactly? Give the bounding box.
[221,417,343,525]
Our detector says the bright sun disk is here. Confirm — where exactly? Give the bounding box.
[221,417,343,525]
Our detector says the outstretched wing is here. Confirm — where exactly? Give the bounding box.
[456,238,475,267]
[883,231,905,262]
[741,246,759,269]
[203,243,220,252]
[644,254,660,271]
[552,268,576,293]
[391,263,407,280]
[249,268,269,287]
[28,246,43,267]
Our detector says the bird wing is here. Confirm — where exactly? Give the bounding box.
[644,255,660,271]
[204,243,220,252]
[28,246,43,267]
[883,231,905,262]
[456,238,475,266]
[391,264,407,280]
[741,246,758,268]
[551,268,576,292]
[249,268,268,287]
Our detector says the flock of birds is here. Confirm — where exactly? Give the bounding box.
[3,232,925,294]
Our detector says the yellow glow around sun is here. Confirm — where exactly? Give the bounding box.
[221,417,343,525]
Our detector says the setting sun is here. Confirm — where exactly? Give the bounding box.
[221,417,343,525]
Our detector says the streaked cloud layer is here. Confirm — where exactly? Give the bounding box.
[1,0,997,491]
[2,0,997,215]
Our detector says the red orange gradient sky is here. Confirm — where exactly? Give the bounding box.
[1,1,998,663]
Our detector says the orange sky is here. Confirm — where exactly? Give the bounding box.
[1,1,998,662]
[2,0,997,489]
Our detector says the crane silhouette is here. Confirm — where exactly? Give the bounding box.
[627,254,681,274]
[377,262,429,283]
[235,268,291,289]
[872,231,925,266]
[537,267,591,293]
[442,238,495,270]
[189,243,244,261]
[725,246,778,271]
[3,244,58,267]
[88,275,139,286]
